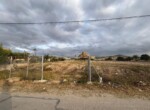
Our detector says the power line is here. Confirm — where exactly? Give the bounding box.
[0,14,150,25]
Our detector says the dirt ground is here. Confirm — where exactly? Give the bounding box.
[0,60,150,99]
[0,80,149,100]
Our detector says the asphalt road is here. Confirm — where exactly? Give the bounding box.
[0,93,149,110]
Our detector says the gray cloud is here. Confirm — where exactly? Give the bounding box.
[0,0,150,56]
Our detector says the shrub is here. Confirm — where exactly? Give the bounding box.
[140,54,150,61]
[105,57,112,61]
[125,57,132,61]
[116,56,125,61]
[132,55,139,61]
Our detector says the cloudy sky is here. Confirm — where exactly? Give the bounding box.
[0,0,150,56]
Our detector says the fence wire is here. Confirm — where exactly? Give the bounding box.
[26,56,43,80]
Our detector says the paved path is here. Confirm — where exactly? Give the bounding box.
[0,93,149,110]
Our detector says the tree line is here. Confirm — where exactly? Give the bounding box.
[0,44,29,63]
[106,54,150,61]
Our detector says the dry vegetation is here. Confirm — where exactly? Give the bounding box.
[0,60,150,98]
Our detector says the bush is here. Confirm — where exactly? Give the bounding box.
[140,54,150,61]
[0,56,10,64]
[132,55,139,61]
[125,57,132,61]
[116,56,125,61]
[105,57,112,61]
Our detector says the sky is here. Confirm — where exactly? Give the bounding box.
[0,0,150,56]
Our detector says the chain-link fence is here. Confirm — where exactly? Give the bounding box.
[26,56,43,80]
[0,55,102,83]
[0,56,44,80]
[1,55,150,86]
[0,56,10,79]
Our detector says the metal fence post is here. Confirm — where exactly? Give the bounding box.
[41,56,44,80]
[26,56,29,78]
[88,56,92,83]
[9,56,12,78]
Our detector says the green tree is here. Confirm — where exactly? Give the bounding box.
[44,54,49,61]
[0,45,12,63]
[125,57,132,61]
[140,54,150,61]
[132,55,139,61]
[105,57,112,61]
[116,56,125,61]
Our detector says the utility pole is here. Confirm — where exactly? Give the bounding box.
[33,48,37,56]
[24,50,25,59]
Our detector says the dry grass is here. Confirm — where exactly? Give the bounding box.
[0,60,150,98]
[0,60,150,84]
[92,61,150,85]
